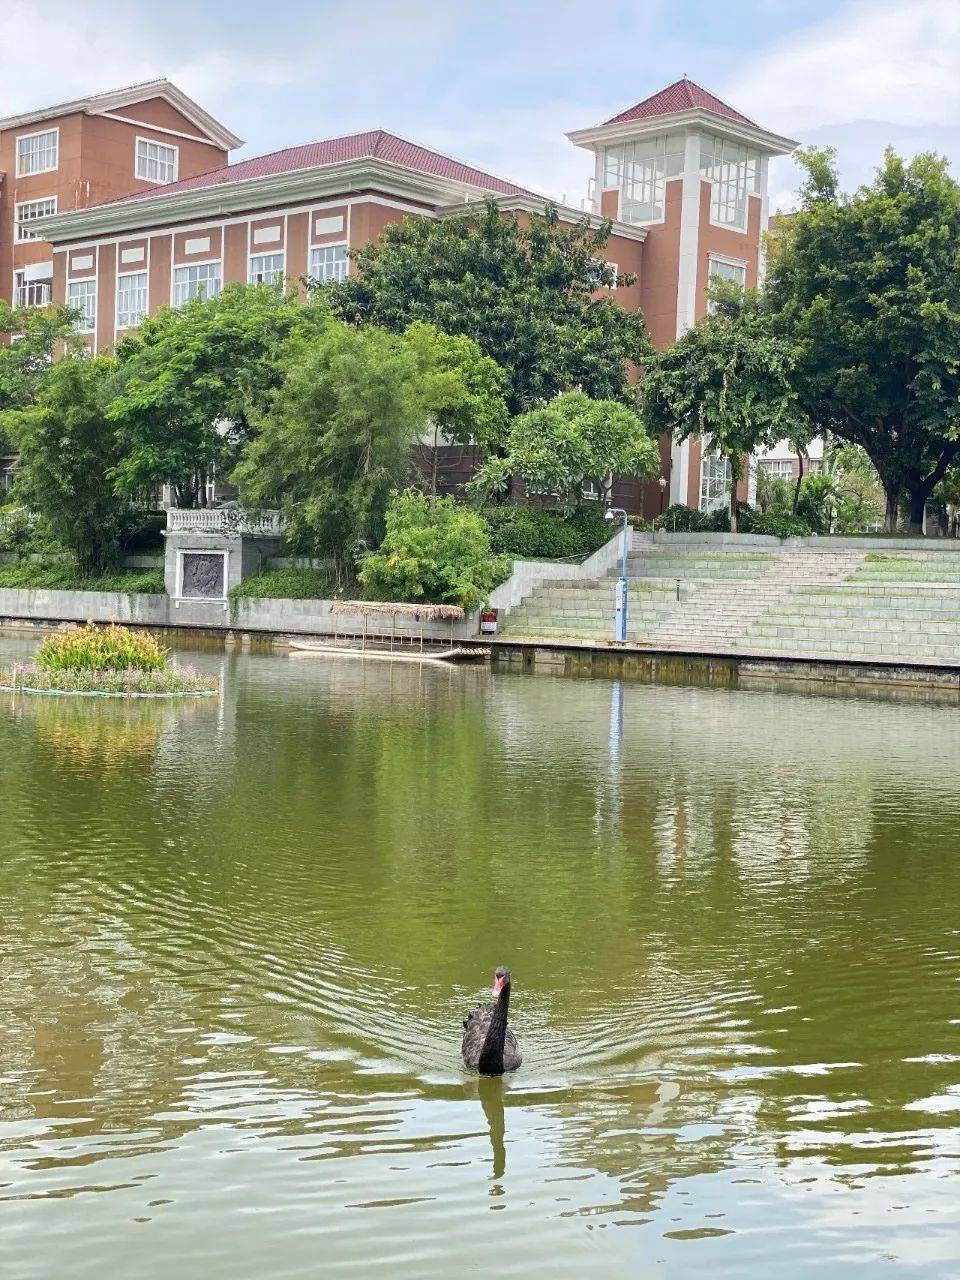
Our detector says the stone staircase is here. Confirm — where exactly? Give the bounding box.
[498,538,960,667]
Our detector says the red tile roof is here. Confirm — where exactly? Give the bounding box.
[102,129,534,205]
[604,78,757,128]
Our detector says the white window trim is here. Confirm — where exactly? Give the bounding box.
[115,269,149,332]
[66,276,97,334]
[308,240,349,282]
[170,258,223,307]
[135,135,180,184]
[12,269,53,310]
[16,126,59,177]
[14,196,58,242]
[707,252,748,278]
[248,251,286,286]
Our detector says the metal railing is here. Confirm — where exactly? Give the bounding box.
[166,508,284,537]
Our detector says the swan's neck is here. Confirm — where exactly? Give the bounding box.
[478,985,510,1074]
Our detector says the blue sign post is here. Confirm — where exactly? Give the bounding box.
[605,506,630,643]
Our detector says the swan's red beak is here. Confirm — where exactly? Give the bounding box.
[492,975,505,997]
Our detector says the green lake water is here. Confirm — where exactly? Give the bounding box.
[1,634,959,1278]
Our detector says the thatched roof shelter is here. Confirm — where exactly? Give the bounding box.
[330,600,465,622]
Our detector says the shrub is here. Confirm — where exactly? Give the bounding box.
[0,563,164,593]
[0,507,63,556]
[738,507,812,538]
[359,489,508,610]
[35,623,168,674]
[654,503,730,533]
[0,662,217,696]
[118,509,166,553]
[484,505,612,560]
[229,566,339,601]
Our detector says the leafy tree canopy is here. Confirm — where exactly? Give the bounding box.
[234,318,487,575]
[765,146,960,531]
[108,284,329,507]
[471,390,659,512]
[328,202,650,414]
[358,488,507,610]
[640,286,808,528]
[0,355,126,576]
[0,302,80,434]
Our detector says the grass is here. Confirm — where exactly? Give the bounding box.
[229,566,342,601]
[0,662,219,696]
[0,563,165,593]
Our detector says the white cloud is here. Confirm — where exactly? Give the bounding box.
[727,0,960,133]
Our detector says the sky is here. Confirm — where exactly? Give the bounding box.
[3,0,959,212]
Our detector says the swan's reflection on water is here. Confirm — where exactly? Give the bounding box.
[478,1076,506,1188]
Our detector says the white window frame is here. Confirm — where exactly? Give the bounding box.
[13,269,52,309]
[248,252,286,286]
[16,126,59,177]
[602,133,685,227]
[67,278,97,334]
[758,458,795,479]
[116,270,149,332]
[136,136,179,184]
[14,196,58,242]
[701,135,760,234]
[700,448,731,512]
[309,243,349,283]
[707,253,747,314]
[171,260,222,307]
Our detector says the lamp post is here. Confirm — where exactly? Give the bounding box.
[658,473,668,514]
[605,506,629,643]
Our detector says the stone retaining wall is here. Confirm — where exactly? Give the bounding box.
[0,589,480,643]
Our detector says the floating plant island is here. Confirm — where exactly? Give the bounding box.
[0,624,219,699]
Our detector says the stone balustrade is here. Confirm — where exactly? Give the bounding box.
[166,508,284,537]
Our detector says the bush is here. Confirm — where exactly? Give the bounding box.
[229,566,339,601]
[738,507,812,537]
[0,662,217,696]
[0,563,164,593]
[35,623,168,674]
[0,507,63,556]
[118,509,166,553]
[654,503,730,533]
[359,489,508,610]
[484,505,613,560]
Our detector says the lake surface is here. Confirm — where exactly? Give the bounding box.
[1,634,959,1279]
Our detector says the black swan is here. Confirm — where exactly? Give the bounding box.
[461,966,522,1074]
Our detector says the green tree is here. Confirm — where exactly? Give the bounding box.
[400,322,509,490]
[766,147,960,533]
[0,355,126,576]
[235,320,444,577]
[640,287,807,530]
[0,302,80,428]
[329,202,649,413]
[828,443,885,534]
[358,489,507,609]
[108,284,328,507]
[471,390,658,512]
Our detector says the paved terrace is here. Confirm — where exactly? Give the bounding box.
[498,534,960,668]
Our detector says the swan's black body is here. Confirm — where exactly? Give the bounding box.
[461,966,522,1074]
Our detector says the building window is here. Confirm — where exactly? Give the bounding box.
[14,197,57,242]
[602,133,685,224]
[16,128,58,176]
[707,255,747,313]
[136,138,178,183]
[172,262,222,306]
[758,458,795,479]
[249,252,285,286]
[13,270,52,309]
[701,135,760,230]
[67,279,97,333]
[116,271,148,330]
[700,448,731,512]
[310,244,349,282]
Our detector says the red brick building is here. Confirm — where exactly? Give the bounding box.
[9,76,795,516]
